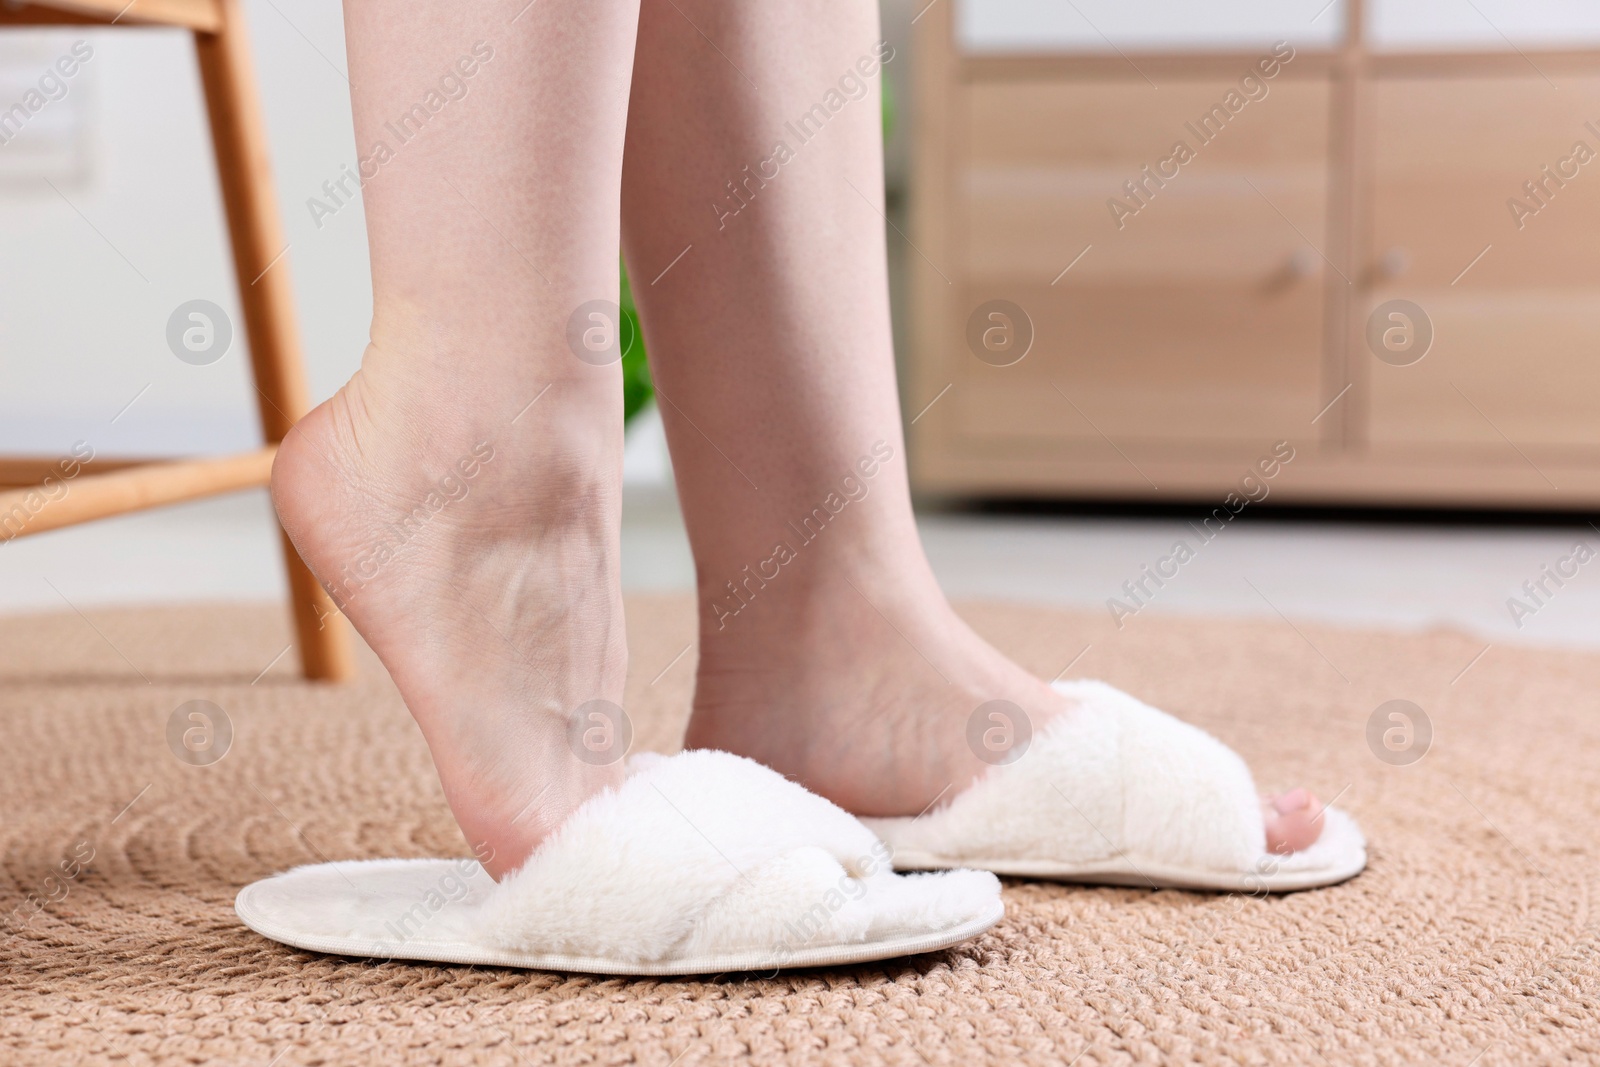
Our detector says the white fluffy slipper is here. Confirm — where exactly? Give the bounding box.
[862,680,1367,892]
[236,750,1003,975]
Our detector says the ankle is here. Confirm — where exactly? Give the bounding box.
[356,292,624,430]
[695,554,948,659]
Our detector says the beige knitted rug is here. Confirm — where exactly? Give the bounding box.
[1,595,1596,1065]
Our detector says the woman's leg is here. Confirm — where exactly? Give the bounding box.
[272,0,639,878]
[622,0,1323,852]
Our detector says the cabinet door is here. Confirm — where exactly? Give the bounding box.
[951,74,1330,450]
[1366,74,1600,458]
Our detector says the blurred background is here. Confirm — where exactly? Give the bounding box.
[3,0,1599,651]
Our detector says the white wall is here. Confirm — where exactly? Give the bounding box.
[957,0,1600,52]
[0,0,368,458]
[0,0,916,462]
[959,0,1343,53]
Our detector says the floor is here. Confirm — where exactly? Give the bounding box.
[4,408,1599,651]
[9,595,1596,1066]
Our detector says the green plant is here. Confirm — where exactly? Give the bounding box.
[618,257,653,424]
[882,64,895,140]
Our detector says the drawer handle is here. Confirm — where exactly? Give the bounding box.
[1288,247,1319,278]
[1265,247,1319,292]
[1378,246,1410,280]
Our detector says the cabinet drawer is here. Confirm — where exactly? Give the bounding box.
[963,77,1330,282]
[951,281,1325,446]
[951,76,1330,446]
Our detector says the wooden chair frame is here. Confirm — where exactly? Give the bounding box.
[0,0,354,680]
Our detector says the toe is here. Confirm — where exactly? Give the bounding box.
[1262,789,1325,854]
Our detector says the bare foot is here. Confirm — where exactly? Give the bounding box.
[272,313,627,879]
[685,579,1324,856]
[1262,788,1324,854]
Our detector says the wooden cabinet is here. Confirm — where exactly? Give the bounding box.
[909,7,1600,507]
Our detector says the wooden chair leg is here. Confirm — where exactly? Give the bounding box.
[192,0,355,682]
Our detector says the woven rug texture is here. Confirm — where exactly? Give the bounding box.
[1,595,1596,1065]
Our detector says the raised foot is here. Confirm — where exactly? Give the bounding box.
[271,356,628,880]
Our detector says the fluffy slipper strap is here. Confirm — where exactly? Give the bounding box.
[238,750,1003,974]
[863,680,1366,891]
